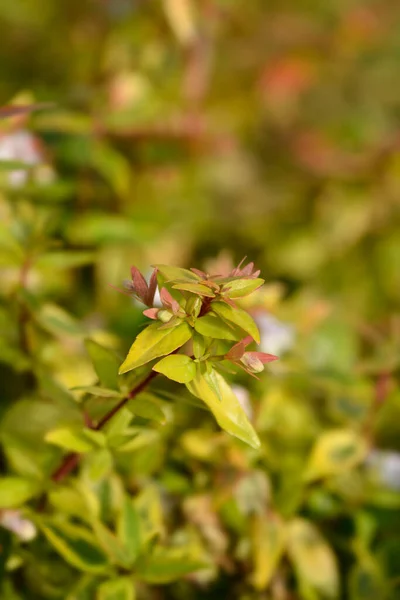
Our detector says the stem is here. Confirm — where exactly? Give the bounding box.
[50,370,158,483]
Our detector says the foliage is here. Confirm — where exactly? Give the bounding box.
[1,0,400,598]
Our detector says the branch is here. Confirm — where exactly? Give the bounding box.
[50,369,158,483]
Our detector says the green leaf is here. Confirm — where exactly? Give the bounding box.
[172,283,215,297]
[119,322,192,374]
[153,355,196,383]
[45,427,97,453]
[153,265,201,283]
[127,393,167,423]
[85,340,120,391]
[134,486,164,548]
[222,278,264,298]
[0,477,41,508]
[36,251,95,270]
[36,304,84,337]
[251,513,287,590]
[211,301,260,343]
[39,519,109,574]
[192,332,206,358]
[135,547,205,584]
[71,386,122,398]
[117,496,141,564]
[194,314,241,341]
[97,577,135,600]
[287,518,339,600]
[305,429,367,482]
[186,369,261,448]
[92,520,132,568]
[115,429,159,453]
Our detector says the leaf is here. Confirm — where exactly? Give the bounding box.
[115,429,159,453]
[135,546,205,584]
[0,477,41,508]
[45,427,97,453]
[119,322,192,374]
[287,518,339,600]
[97,577,135,600]
[71,386,122,398]
[222,278,264,298]
[134,486,164,548]
[305,429,367,482]
[211,301,261,343]
[117,497,141,564]
[36,251,95,270]
[85,340,120,391]
[194,314,241,341]
[153,264,201,283]
[92,520,132,568]
[36,304,83,337]
[192,332,206,359]
[172,283,215,297]
[251,513,287,590]
[127,393,166,423]
[39,519,109,574]
[153,355,196,383]
[186,369,261,448]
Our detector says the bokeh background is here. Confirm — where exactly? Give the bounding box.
[0,1,400,599]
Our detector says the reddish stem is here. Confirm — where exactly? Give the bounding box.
[50,370,158,483]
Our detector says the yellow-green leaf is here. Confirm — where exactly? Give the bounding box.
[0,477,41,509]
[119,322,192,374]
[97,577,135,600]
[186,369,260,449]
[212,301,260,343]
[287,518,339,599]
[305,429,367,482]
[194,314,241,341]
[153,264,200,282]
[39,520,109,574]
[117,496,141,564]
[172,282,215,297]
[153,355,196,383]
[135,546,205,584]
[85,340,120,391]
[222,278,264,298]
[251,513,286,590]
[45,427,96,453]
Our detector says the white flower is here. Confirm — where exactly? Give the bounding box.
[0,130,46,187]
[0,510,37,541]
[255,313,295,356]
[367,450,400,491]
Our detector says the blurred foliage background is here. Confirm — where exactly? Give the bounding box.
[0,0,400,598]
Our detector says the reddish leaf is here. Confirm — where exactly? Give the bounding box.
[143,308,159,320]
[130,266,149,304]
[147,268,158,306]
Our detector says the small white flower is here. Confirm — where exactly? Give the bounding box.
[255,313,295,356]
[0,130,46,187]
[367,450,400,491]
[0,510,37,541]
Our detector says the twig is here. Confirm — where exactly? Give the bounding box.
[50,370,158,483]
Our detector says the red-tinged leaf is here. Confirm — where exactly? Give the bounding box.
[131,266,149,304]
[160,287,180,314]
[247,351,278,364]
[190,268,207,278]
[143,308,159,320]
[225,340,247,361]
[147,268,158,305]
